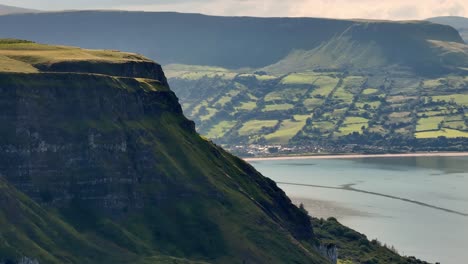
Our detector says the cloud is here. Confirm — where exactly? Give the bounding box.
[117,0,468,19]
[5,0,468,19]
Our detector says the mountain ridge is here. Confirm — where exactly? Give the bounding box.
[427,16,468,43]
[0,11,464,73]
[0,4,37,15]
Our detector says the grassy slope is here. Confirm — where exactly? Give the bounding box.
[0,40,328,263]
[264,22,468,75]
[311,217,428,264]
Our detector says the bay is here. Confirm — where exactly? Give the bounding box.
[249,156,468,264]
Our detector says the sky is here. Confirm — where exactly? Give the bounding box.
[2,0,468,20]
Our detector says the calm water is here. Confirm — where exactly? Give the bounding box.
[249,156,468,264]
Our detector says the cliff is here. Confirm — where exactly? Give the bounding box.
[0,40,428,264]
[0,39,325,263]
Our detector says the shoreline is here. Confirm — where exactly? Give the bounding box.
[243,152,468,161]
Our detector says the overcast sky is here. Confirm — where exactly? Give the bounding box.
[3,0,468,20]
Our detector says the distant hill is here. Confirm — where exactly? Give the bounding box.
[0,11,464,74]
[264,21,468,75]
[0,4,37,15]
[428,16,468,43]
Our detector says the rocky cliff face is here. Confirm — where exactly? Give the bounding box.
[0,72,180,211]
[0,40,326,263]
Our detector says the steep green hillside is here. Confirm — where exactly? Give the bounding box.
[168,64,468,154]
[428,16,468,43]
[0,40,426,263]
[0,39,324,263]
[265,21,468,75]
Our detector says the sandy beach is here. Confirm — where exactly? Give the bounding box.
[244,152,468,162]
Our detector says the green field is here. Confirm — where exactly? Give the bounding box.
[264,115,309,144]
[263,103,294,111]
[433,94,468,105]
[281,72,318,85]
[265,88,307,102]
[362,88,379,95]
[416,116,445,131]
[238,120,278,136]
[236,101,257,111]
[206,121,237,138]
[415,129,468,138]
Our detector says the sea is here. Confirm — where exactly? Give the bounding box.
[249,156,468,264]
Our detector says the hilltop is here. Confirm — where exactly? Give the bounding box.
[0,4,37,15]
[428,16,468,43]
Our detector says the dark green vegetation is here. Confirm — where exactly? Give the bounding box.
[312,217,427,264]
[0,40,423,263]
[428,16,468,43]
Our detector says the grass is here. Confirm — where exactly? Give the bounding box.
[304,98,325,110]
[163,64,236,79]
[343,76,364,88]
[265,88,308,102]
[310,121,335,133]
[281,72,318,85]
[343,117,369,124]
[416,116,445,131]
[337,117,369,136]
[415,129,468,138]
[238,120,278,136]
[263,103,294,111]
[0,41,150,67]
[433,94,468,106]
[206,121,237,138]
[236,101,257,111]
[333,87,354,101]
[389,112,411,118]
[444,120,467,130]
[214,91,239,107]
[355,101,381,109]
[362,88,379,95]
[337,123,366,136]
[238,73,277,81]
[310,76,340,97]
[417,110,445,117]
[264,115,309,144]
[199,108,218,121]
